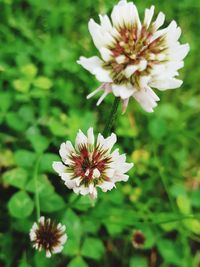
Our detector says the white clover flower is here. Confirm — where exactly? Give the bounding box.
[30,216,67,258]
[53,127,133,199]
[78,0,189,112]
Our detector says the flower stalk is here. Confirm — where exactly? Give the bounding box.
[33,156,41,221]
[103,97,120,137]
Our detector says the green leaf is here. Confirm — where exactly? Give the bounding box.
[0,92,12,112]
[6,113,27,132]
[39,153,60,173]
[12,79,31,93]
[18,105,35,123]
[158,239,181,265]
[62,239,80,257]
[62,209,82,256]
[33,76,53,90]
[148,118,167,139]
[40,192,65,212]
[8,191,34,218]
[129,256,148,267]
[71,195,93,211]
[13,218,32,233]
[183,219,200,235]
[2,168,28,189]
[176,195,191,215]
[191,190,200,208]
[62,209,82,240]
[26,174,54,197]
[14,150,36,168]
[67,257,88,267]
[28,134,49,153]
[47,117,68,137]
[20,63,38,78]
[0,149,15,168]
[81,237,104,260]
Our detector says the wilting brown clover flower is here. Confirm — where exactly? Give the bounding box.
[132,230,145,249]
[29,217,67,257]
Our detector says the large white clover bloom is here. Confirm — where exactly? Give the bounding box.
[53,128,133,199]
[78,0,189,112]
[30,217,67,258]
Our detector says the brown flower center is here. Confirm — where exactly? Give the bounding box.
[104,25,165,85]
[36,220,63,251]
[69,145,112,186]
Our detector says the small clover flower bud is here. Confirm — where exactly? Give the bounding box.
[30,217,67,257]
[132,230,145,249]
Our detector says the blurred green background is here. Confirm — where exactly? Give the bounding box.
[0,0,200,266]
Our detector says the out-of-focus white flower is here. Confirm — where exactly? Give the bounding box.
[30,217,67,258]
[78,0,189,112]
[53,127,133,199]
[132,230,145,249]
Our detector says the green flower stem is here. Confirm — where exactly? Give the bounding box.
[33,155,41,221]
[103,97,120,137]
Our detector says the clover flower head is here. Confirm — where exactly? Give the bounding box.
[78,0,189,112]
[30,217,67,257]
[132,230,145,249]
[53,127,133,199]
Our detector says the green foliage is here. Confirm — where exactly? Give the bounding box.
[8,191,34,218]
[0,0,199,266]
[81,238,105,260]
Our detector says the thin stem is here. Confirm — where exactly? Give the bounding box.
[34,156,41,221]
[103,97,120,137]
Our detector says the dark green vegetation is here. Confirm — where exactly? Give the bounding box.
[0,0,200,266]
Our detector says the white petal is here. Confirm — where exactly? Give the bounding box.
[112,84,134,99]
[144,6,155,28]
[153,12,165,31]
[53,245,63,254]
[120,162,134,173]
[124,65,138,78]
[87,84,104,99]
[111,0,141,29]
[97,133,105,148]
[75,129,87,149]
[93,168,101,178]
[39,216,45,224]
[104,133,117,151]
[100,47,112,61]
[60,233,68,244]
[30,232,36,241]
[90,187,98,199]
[62,174,78,189]
[87,127,94,146]
[98,181,115,192]
[133,89,158,112]
[77,56,102,74]
[116,55,126,64]
[99,14,112,32]
[104,168,115,178]
[74,186,90,196]
[96,91,109,105]
[150,78,183,90]
[52,162,66,175]
[46,250,51,258]
[95,67,112,82]
[88,19,115,50]
[122,98,130,113]
[168,43,190,61]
